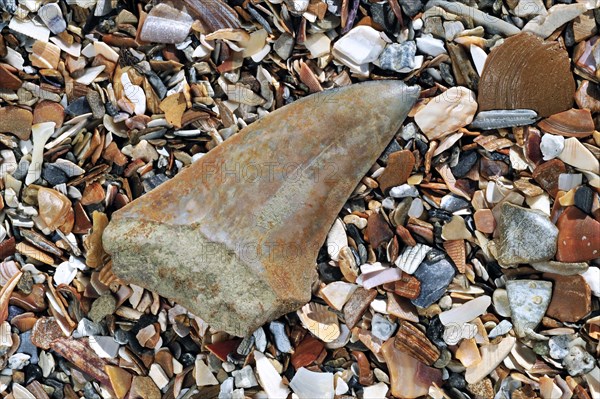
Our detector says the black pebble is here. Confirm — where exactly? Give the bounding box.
[24,364,43,384]
[451,151,478,178]
[575,185,593,214]
[318,262,343,283]
[65,97,92,116]
[42,164,69,186]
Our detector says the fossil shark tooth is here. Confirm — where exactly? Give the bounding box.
[103,81,420,336]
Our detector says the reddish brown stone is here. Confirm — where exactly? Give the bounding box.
[0,236,16,260]
[556,206,600,262]
[205,339,241,361]
[10,284,47,312]
[0,63,22,90]
[343,287,377,329]
[394,274,421,299]
[474,209,496,234]
[377,150,415,193]
[291,335,325,369]
[543,273,592,322]
[33,100,65,128]
[525,128,543,165]
[533,159,566,198]
[366,212,393,248]
[31,317,63,350]
[73,202,93,234]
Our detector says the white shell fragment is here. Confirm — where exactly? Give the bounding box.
[8,17,51,42]
[332,26,386,73]
[38,3,67,34]
[254,351,290,398]
[439,296,491,326]
[395,243,431,274]
[290,368,334,399]
[26,122,56,185]
[326,218,347,261]
[540,133,565,160]
[195,357,219,386]
[139,3,194,44]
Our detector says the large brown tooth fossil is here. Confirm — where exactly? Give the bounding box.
[103,81,420,336]
[478,32,575,118]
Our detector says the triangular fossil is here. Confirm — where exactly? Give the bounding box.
[103,81,419,336]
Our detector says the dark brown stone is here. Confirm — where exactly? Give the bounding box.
[366,212,394,248]
[543,273,592,322]
[533,159,566,198]
[478,33,575,117]
[343,287,377,329]
[0,63,22,90]
[377,149,415,193]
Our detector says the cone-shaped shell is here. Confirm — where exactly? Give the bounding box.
[103,81,420,336]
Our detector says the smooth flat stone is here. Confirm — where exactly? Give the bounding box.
[411,256,455,308]
[530,261,588,275]
[543,273,592,323]
[103,81,419,336]
[470,109,538,130]
[523,3,587,39]
[506,280,552,338]
[493,202,558,266]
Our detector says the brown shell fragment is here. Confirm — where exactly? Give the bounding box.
[478,33,575,117]
[51,337,111,387]
[533,159,566,198]
[393,321,440,366]
[537,108,594,138]
[393,274,421,299]
[366,213,394,248]
[377,150,416,193]
[443,240,466,273]
[343,287,377,329]
[181,0,241,33]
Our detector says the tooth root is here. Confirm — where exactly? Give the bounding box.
[103,81,420,336]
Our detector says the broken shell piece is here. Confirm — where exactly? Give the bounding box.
[290,368,334,399]
[465,336,516,384]
[395,243,431,274]
[558,137,600,174]
[478,33,575,117]
[326,218,347,261]
[393,321,440,366]
[332,26,386,73]
[320,282,357,311]
[38,3,67,34]
[540,133,565,161]
[26,122,55,185]
[195,356,218,386]
[537,108,594,138]
[439,296,491,326]
[297,303,340,342]
[414,86,478,140]
[254,351,290,398]
[139,3,194,44]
